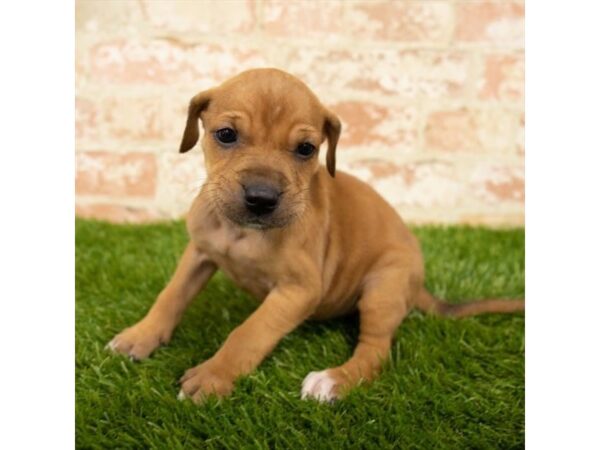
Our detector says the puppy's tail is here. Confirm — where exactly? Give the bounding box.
[415,289,524,318]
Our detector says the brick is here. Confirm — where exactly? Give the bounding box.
[262,0,344,39]
[156,152,207,219]
[424,108,516,152]
[285,48,471,99]
[455,2,524,46]
[341,159,466,209]
[76,0,145,34]
[425,109,477,152]
[76,203,160,223]
[485,174,524,202]
[342,158,524,220]
[344,1,452,42]
[75,97,97,142]
[342,159,415,184]
[478,53,524,101]
[468,162,524,204]
[330,101,418,151]
[516,112,525,155]
[76,152,157,197]
[101,97,178,143]
[75,94,189,150]
[140,0,257,35]
[74,56,87,92]
[89,39,267,86]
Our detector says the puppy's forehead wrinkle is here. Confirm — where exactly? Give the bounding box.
[212,72,323,127]
[218,111,247,122]
[298,125,318,133]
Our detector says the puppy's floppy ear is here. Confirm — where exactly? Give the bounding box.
[323,109,342,177]
[179,90,213,153]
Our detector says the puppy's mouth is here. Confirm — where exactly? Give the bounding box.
[223,208,295,230]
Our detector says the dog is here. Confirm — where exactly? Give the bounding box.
[107,68,524,403]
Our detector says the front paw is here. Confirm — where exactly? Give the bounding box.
[106,319,172,361]
[178,359,234,403]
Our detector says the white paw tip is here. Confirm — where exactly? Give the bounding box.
[177,390,187,401]
[301,370,338,403]
[105,339,117,352]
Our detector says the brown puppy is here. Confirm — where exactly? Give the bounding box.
[107,68,524,403]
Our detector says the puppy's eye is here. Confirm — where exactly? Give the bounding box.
[215,128,238,145]
[295,142,316,159]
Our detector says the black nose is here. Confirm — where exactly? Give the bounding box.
[243,184,280,216]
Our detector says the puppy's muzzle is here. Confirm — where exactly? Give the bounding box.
[243,184,281,216]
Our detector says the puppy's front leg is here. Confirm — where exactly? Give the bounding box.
[179,284,318,403]
[108,242,216,360]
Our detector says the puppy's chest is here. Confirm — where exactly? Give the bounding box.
[194,224,275,299]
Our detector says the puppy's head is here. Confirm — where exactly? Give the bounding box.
[179,68,341,229]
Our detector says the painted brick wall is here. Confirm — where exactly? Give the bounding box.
[75,0,524,225]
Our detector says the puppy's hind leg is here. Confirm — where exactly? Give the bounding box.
[301,267,411,402]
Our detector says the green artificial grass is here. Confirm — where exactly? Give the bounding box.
[76,219,524,449]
